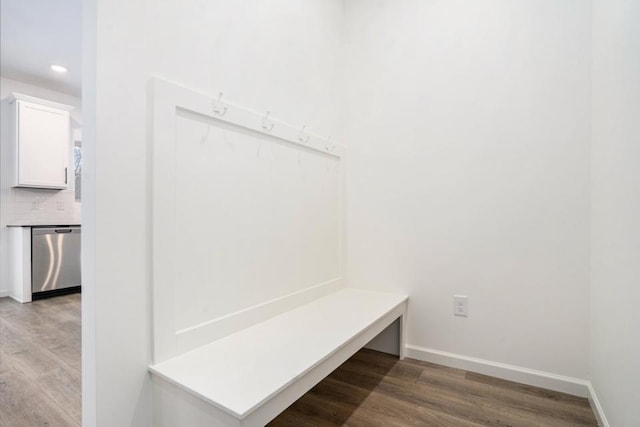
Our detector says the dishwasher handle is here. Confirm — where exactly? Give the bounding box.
[32,227,81,235]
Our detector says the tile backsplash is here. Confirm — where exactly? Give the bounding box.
[5,187,81,225]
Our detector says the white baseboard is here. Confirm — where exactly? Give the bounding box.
[0,289,9,298]
[587,383,610,427]
[405,344,590,398]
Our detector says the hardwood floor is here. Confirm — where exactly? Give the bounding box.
[0,295,597,427]
[0,294,81,427]
[269,349,598,427]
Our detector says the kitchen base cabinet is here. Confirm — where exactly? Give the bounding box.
[6,226,32,303]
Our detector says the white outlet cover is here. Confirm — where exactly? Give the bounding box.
[454,295,468,317]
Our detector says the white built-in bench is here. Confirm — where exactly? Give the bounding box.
[148,79,408,426]
[149,288,408,427]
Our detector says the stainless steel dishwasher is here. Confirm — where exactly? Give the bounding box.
[32,226,81,299]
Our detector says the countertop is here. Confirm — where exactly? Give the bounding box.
[5,224,81,227]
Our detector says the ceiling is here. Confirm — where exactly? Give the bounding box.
[1,0,82,96]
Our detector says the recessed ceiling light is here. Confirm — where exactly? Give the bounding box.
[50,64,68,73]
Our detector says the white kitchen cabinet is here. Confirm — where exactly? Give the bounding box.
[6,226,32,303]
[8,93,74,189]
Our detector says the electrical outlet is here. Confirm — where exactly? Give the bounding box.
[56,201,65,211]
[454,295,468,317]
[31,201,40,211]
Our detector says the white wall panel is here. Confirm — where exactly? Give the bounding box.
[174,110,341,330]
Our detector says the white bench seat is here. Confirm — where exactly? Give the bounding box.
[149,288,408,427]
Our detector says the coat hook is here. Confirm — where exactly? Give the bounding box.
[212,92,227,116]
[297,125,310,143]
[262,111,275,131]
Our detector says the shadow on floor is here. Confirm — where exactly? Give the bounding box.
[268,349,398,426]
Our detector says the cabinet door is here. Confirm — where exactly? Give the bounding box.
[16,100,70,188]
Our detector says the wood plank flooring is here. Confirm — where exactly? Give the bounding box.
[0,294,81,427]
[0,295,597,427]
[269,349,598,427]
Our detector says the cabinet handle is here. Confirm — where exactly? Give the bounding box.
[65,167,68,184]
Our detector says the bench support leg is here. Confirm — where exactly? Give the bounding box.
[399,308,408,360]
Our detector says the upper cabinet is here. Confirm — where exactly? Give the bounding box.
[8,93,74,189]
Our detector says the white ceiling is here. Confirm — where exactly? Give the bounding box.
[1,0,82,96]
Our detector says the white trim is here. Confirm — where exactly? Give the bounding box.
[587,383,610,427]
[405,344,590,397]
[175,278,344,355]
[0,290,9,298]
[151,78,342,158]
[5,92,75,111]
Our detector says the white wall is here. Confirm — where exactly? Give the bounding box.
[83,1,343,425]
[0,76,82,297]
[84,0,640,424]
[343,0,591,380]
[590,0,640,424]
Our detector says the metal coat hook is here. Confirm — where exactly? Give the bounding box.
[297,125,310,143]
[262,112,275,131]
[212,92,228,116]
